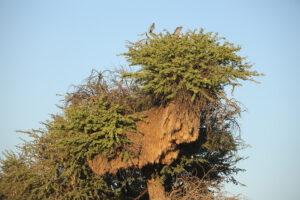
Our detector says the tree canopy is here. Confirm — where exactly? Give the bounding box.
[0,26,262,200]
[123,28,260,103]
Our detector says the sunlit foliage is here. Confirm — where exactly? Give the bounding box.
[0,27,261,199]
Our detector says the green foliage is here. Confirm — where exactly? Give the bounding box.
[0,88,141,199]
[0,151,41,200]
[52,95,139,161]
[122,29,262,103]
[1,127,118,199]
[0,27,262,199]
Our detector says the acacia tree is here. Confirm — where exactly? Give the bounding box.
[0,26,261,200]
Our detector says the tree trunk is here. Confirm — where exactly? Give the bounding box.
[147,177,169,200]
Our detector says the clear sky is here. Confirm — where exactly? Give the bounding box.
[0,0,299,199]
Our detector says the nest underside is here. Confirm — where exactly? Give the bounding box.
[88,102,200,175]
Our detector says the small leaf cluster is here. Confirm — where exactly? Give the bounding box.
[122,29,262,102]
[51,95,139,161]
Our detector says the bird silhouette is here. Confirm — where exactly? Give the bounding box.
[148,23,155,33]
[173,26,183,37]
[138,23,155,39]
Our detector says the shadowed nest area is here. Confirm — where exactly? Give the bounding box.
[79,69,239,176]
[0,26,262,200]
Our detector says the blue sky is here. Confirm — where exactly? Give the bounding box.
[0,0,299,199]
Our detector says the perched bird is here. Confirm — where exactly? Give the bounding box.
[148,23,155,33]
[173,26,183,37]
[138,23,155,39]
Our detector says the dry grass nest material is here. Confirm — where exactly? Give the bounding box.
[88,102,200,175]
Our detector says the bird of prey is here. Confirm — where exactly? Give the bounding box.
[138,23,155,39]
[148,23,155,33]
[173,26,183,37]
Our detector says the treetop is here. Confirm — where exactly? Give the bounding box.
[122,28,262,103]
